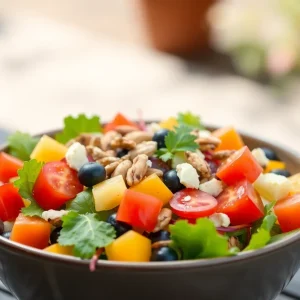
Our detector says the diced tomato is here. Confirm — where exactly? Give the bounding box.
[216,179,264,225]
[0,152,23,183]
[0,183,24,221]
[170,189,218,219]
[274,193,300,232]
[33,161,83,210]
[104,113,138,133]
[10,213,51,249]
[216,146,262,185]
[117,190,163,232]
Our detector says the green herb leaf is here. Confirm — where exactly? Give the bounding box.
[268,229,300,244]
[7,131,39,161]
[170,218,236,260]
[66,189,96,214]
[157,125,198,162]
[177,112,204,130]
[55,114,102,144]
[13,160,44,217]
[58,212,116,259]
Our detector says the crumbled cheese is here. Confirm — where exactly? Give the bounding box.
[199,178,224,197]
[147,122,161,133]
[209,213,230,227]
[176,163,200,189]
[146,160,152,168]
[42,210,69,221]
[66,142,89,171]
[198,130,212,138]
[252,148,269,167]
[3,221,14,233]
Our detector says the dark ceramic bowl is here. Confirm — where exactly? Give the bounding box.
[0,128,300,300]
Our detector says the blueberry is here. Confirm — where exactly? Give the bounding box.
[149,230,170,244]
[50,227,62,244]
[0,220,3,235]
[152,129,169,149]
[261,147,280,161]
[2,232,11,239]
[163,170,185,193]
[78,162,106,187]
[270,169,291,177]
[107,213,132,237]
[116,149,129,158]
[151,247,178,261]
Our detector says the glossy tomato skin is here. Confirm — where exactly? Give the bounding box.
[33,161,83,210]
[0,152,23,183]
[170,189,218,219]
[274,193,300,232]
[216,179,264,225]
[216,146,262,185]
[117,190,163,232]
[0,183,24,221]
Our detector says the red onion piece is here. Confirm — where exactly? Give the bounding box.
[89,248,103,272]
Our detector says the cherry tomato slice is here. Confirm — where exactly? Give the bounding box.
[33,161,83,210]
[170,189,218,219]
[274,193,300,232]
[216,179,264,225]
[216,146,262,185]
[0,152,23,183]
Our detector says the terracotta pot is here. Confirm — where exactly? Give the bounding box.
[139,0,215,56]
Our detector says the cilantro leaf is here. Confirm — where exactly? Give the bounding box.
[58,212,116,259]
[157,125,198,162]
[177,112,204,130]
[170,218,235,260]
[13,160,44,217]
[55,114,102,144]
[66,189,96,214]
[7,131,39,161]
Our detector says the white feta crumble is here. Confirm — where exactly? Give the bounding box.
[199,178,224,197]
[176,163,200,189]
[198,130,212,138]
[251,148,269,167]
[66,142,89,171]
[209,213,230,228]
[146,160,152,168]
[42,210,69,221]
[3,221,14,233]
[147,122,161,133]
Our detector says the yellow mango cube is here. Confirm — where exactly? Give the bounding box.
[289,173,300,194]
[264,160,286,173]
[30,135,68,162]
[159,117,178,131]
[92,175,127,211]
[105,230,151,262]
[44,244,74,256]
[130,173,173,205]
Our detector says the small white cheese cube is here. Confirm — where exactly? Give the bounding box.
[66,142,89,171]
[198,130,212,138]
[146,160,152,168]
[199,178,224,197]
[209,213,230,227]
[42,210,69,221]
[176,163,199,189]
[147,122,161,133]
[252,148,269,167]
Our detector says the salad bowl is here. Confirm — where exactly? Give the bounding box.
[0,123,300,300]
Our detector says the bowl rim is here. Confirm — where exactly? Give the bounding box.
[1,125,300,271]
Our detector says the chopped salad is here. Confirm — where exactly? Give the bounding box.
[0,112,300,267]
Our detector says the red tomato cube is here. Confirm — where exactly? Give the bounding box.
[0,152,23,183]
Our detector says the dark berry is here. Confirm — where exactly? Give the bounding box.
[149,230,170,244]
[116,149,129,158]
[149,157,171,174]
[163,170,184,193]
[50,227,62,244]
[261,147,280,161]
[207,160,219,175]
[270,169,291,177]
[78,162,106,187]
[152,129,169,149]
[107,213,132,237]
[151,247,178,261]
[2,232,11,239]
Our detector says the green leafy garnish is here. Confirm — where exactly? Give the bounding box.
[244,201,277,251]
[55,114,102,144]
[13,160,44,217]
[66,189,96,214]
[170,218,237,260]
[268,229,300,244]
[177,112,204,130]
[7,131,39,161]
[58,212,116,259]
[157,125,198,162]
